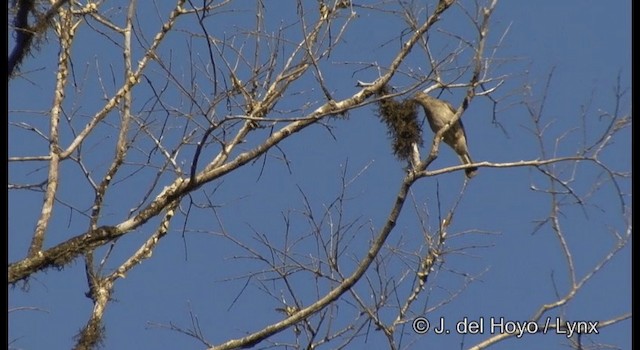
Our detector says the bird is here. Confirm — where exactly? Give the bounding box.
[413,91,478,178]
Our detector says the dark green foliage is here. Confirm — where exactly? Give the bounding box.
[376,86,423,160]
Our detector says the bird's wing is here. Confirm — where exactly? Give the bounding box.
[444,100,457,115]
[450,101,467,142]
[444,100,467,139]
[458,118,469,139]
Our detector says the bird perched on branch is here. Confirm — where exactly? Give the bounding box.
[413,91,478,178]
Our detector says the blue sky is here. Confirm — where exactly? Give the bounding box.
[9,1,630,349]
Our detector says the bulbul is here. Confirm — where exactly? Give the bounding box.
[413,91,478,178]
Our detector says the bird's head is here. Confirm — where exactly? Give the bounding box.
[412,90,438,106]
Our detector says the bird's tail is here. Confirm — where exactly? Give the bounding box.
[459,152,478,178]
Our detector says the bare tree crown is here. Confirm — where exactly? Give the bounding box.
[8,1,630,349]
